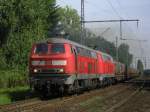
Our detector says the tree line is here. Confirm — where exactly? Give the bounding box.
[0,0,136,88]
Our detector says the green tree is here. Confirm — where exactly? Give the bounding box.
[0,0,59,69]
[58,6,81,42]
[137,59,144,75]
[0,0,61,88]
[118,43,133,66]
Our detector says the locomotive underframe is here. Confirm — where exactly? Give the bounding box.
[29,73,116,95]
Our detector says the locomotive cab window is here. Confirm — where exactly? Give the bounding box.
[71,46,77,55]
[35,43,48,54]
[51,44,65,53]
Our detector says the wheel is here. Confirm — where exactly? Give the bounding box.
[59,86,64,96]
[74,80,80,94]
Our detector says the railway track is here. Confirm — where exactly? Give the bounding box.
[0,94,75,112]
[105,78,149,112]
[0,98,40,111]
[0,84,130,112]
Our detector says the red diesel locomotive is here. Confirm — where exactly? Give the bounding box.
[29,38,118,95]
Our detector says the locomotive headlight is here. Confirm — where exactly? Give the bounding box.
[59,68,64,72]
[33,69,38,73]
[32,60,46,65]
[52,60,67,66]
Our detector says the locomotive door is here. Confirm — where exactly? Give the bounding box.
[71,45,81,93]
[71,45,78,74]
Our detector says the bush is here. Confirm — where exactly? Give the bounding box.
[0,70,28,88]
[0,49,7,69]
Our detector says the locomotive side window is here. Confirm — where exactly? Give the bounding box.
[35,43,48,54]
[87,50,91,57]
[91,51,97,59]
[51,44,65,53]
[102,54,107,61]
[76,47,93,58]
[109,56,113,62]
[71,46,77,55]
[70,46,74,54]
[107,56,111,61]
[76,47,81,54]
[102,54,112,61]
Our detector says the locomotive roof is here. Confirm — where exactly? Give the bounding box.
[43,37,96,52]
[38,37,112,58]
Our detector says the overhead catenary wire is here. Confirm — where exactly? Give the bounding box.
[105,0,139,40]
[84,0,114,15]
[115,0,122,9]
[84,0,139,41]
[84,0,121,38]
[106,0,123,19]
[110,1,143,63]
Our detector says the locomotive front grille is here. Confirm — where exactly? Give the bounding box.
[42,69,62,73]
[34,68,64,74]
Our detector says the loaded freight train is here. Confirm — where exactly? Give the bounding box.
[29,38,138,96]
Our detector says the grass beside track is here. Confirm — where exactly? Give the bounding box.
[0,70,27,88]
[0,69,30,105]
[0,86,30,105]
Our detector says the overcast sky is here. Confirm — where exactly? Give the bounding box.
[57,0,150,68]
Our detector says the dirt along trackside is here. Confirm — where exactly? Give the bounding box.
[75,84,150,112]
[114,90,150,112]
[0,84,130,112]
[37,83,150,112]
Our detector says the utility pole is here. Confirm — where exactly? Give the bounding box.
[81,0,85,44]
[120,21,122,40]
[144,57,147,69]
[84,19,139,63]
[115,36,119,61]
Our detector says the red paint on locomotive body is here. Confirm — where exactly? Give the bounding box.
[77,54,97,74]
[29,38,119,94]
[29,38,116,77]
[96,51,115,75]
[29,38,138,95]
[29,43,76,75]
[96,52,105,74]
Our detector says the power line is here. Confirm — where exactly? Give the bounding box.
[84,0,111,14]
[106,0,139,39]
[83,19,139,41]
[113,0,139,39]
[106,0,122,19]
[83,19,139,23]
[115,0,122,9]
